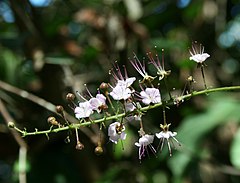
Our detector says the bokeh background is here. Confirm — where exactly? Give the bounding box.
[1,0,240,183]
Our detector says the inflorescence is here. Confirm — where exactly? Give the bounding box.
[9,42,217,160]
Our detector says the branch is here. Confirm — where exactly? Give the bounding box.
[0,80,98,143]
[10,85,240,137]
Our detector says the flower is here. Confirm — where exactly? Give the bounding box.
[135,134,156,160]
[130,53,156,84]
[74,101,93,119]
[140,88,161,105]
[117,77,136,88]
[109,63,136,101]
[89,94,107,113]
[189,42,210,63]
[110,84,133,100]
[155,124,181,156]
[147,50,171,80]
[110,62,136,88]
[124,102,141,122]
[125,102,136,112]
[108,122,127,144]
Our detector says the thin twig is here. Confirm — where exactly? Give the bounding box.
[0,80,97,143]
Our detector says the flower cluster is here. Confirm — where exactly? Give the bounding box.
[12,41,210,160]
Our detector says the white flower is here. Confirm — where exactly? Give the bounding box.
[89,94,107,113]
[155,124,181,156]
[110,85,132,101]
[117,77,136,88]
[140,88,161,105]
[189,42,210,63]
[135,134,156,160]
[156,131,177,139]
[108,122,126,144]
[125,102,141,122]
[110,62,136,87]
[74,101,93,119]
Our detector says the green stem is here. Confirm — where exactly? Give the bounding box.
[200,65,207,89]
[163,107,167,126]
[164,77,172,100]
[13,85,240,137]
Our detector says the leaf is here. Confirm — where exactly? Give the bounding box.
[113,128,134,159]
[230,127,240,169]
[168,93,240,180]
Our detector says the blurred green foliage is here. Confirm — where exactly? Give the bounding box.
[0,0,240,183]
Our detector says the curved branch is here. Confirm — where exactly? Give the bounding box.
[10,85,240,137]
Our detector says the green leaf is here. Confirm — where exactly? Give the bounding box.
[113,128,134,159]
[168,93,240,179]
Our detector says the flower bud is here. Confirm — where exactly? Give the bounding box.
[8,121,15,128]
[66,93,75,101]
[56,105,64,114]
[75,141,84,150]
[94,145,103,155]
[47,116,58,126]
[99,82,108,91]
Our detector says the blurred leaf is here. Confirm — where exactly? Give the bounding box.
[45,57,74,65]
[168,93,240,180]
[150,38,187,50]
[113,128,134,159]
[95,166,121,183]
[0,48,21,84]
[230,127,240,169]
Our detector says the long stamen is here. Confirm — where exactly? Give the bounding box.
[160,139,165,152]
[114,61,124,80]
[131,53,146,77]
[192,41,198,55]
[123,65,128,79]
[149,144,157,154]
[76,91,87,101]
[110,69,117,81]
[84,84,93,98]
[172,136,181,146]
[167,139,172,156]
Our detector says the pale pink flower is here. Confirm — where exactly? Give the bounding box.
[89,94,107,113]
[135,134,156,160]
[117,77,136,88]
[74,101,93,119]
[110,62,136,87]
[110,84,132,101]
[108,122,126,144]
[125,102,141,122]
[140,88,161,105]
